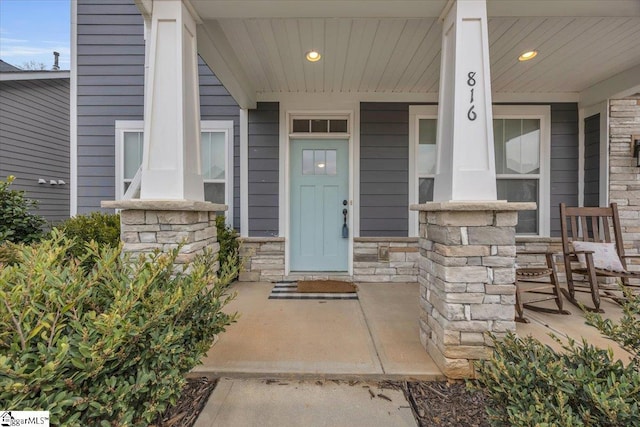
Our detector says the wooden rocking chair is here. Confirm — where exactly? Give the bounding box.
[515,251,570,323]
[560,203,640,312]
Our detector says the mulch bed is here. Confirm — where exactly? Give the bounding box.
[401,381,490,427]
[156,378,489,427]
[153,377,218,427]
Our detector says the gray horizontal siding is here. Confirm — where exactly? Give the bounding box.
[76,0,241,228]
[248,102,279,237]
[584,114,600,208]
[76,0,144,214]
[549,103,579,235]
[0,78,70,224]
[360,103,413,237]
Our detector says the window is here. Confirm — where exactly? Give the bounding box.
[115,120,234,221]
[417,118,437,203]
[494,106,550,236]
[290,116,349,135]
[410,105,550,236]
[302,149,337,175]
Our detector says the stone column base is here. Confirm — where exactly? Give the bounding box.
[102,200,226,271]
[411,201,536,379]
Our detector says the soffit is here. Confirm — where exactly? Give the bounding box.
[187,1,640,98]
[200,15,640,95]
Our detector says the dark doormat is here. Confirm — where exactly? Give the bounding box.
[297,280,357,293]
[269,282,358,300]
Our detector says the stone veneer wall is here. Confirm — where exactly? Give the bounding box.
[516,237,563,269]
[237,237,419,282]
[609,96,640,272]
[238,237,285,282]
[353,238,419,282]
[417,207,528,379]
[119,209,219,269]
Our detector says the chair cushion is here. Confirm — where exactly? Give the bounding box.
[572,241,625,272]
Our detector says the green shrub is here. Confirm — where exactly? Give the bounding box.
[0,176,45,244]
[215,215,240,280]
[54,212,121,258]
[0,232,237,426]
[475,291,640,426]
[0,243,20,266]
[585,287,640,365]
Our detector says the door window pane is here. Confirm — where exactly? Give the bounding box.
[314,150,326,175]
[494,119,540,174]
[418,119,437,175]
[123,132,143,179]
[325,150,337,175]
[201,131,226,180]
[497,179,538,234]
[302,150,314,175]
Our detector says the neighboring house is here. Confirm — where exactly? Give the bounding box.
[72,0,640,281]
[0,61,71,224]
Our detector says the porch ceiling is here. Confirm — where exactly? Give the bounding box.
[188,1,640,105]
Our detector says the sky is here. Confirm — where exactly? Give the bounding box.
[0,0,71,70]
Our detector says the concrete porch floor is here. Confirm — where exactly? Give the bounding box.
[193,281,630,380]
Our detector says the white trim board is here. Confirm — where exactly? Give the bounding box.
[0,71,70,81]
[257,91,580,104]
[240,108,249,236]
[70,0,78,216]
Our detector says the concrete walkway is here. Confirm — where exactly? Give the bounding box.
[193,282,442,380]
[194,379,417,427]
[191,281,630,426]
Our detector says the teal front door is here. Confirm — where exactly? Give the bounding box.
[290,139,349,271]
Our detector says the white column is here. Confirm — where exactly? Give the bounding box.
[140,0,204,201]
[433,0,497,201]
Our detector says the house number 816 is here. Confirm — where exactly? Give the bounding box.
[467,72,477,121]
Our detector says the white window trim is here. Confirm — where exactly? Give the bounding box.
[409,105,438,236]
[115,120,234,226]
[410,105,551,237]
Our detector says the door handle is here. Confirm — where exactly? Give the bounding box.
[342,208,349,238]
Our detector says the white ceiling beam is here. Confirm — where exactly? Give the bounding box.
[191,1,448,18]
[256,91,579,104]
[190,0,640,19]
[488,0,640,17]
[579,63,640,108]
[197,21,257,110]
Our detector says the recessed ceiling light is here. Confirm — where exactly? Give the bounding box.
[306,50,321,62]
[518,50,538,62]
